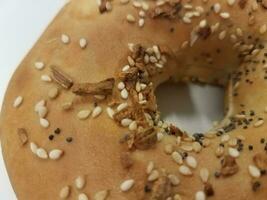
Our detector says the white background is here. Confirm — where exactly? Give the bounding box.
[0,0,224,199]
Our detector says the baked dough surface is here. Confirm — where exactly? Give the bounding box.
[1,0,267,199]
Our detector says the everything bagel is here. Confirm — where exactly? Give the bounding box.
[1,0,267,199]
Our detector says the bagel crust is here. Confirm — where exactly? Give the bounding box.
[1,0,267,199]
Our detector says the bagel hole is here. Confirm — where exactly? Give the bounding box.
[155,82,225,134]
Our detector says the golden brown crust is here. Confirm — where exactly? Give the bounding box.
[1,0,267,199]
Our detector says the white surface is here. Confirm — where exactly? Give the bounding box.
[0,1,224,199]
[0,0,66,199]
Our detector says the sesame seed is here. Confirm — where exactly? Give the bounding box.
[228,138,238,147]
[106,2,112,11]
[59,186,70,199]
[164,144,173,154]
[78,193,89,200]
[138,18,145,27]
[248,165,261,178]
[148,170,159,181]
[227,0,235,6]
[190,33,198,47]
[140,83,147,90]
[34,100,46,112]
[248,16,255,25]
[168,174,180,186]
[92,106,102,118]
[186,156,197,168]
[106,107,115,119]
[211,22,220,33]
[254,120,264,128]
[183,16,192,24]
[121,88,129,99]
[62,102,73,111]
[75,176,86,190]
[40,118,50,128]
[61,34,70,44]
[155,63,164,69]
[126,14,136,23]
[30,142,38,154]
[135,82,141,92]
[13,96,23,108]
[79,38,87,49]
[251,49,260,56]
[144,54,149,64]
[156,0,165,6]
[180,144,193,151]
[129,121,137,131]
[181,41,189,49]
[220,12,230,19]
[200,168,209,183]
[259,24,267,34]
[139,10,146,18]
[228,147,240,158]
[94,190,110,200]
[221,134,230,143]
[128,43,134,51]
[252,2,258,10]
[230,34,237,43]
[237,135,245,141]
[218,30,227,40]
[171,151,183,164]
[117,103,128,111]
[122,65,130,72]
[146,161,154,174]
[213,3,221,13]
[196,6,204,13]
[132,1,141,8]
[215,146,224,157]
[49,149,64,160]
[174,194,182,200]
[34,62,45,70]
[235,114,246,119]
[41,75,52,82]
[142,2,149,10]
[195,191,206,200]
[77,110,91,120]
[128,56,135,66]
[192,142,202,153]
[138,93,144,101]
[121,118,133,127]
[184,4,193,9]
[117,82,125,90]
[93,95,105,101]
[153,46,161,59]
[157,132,164,141]
[236,28,243,37]
[36,148,48,159]
[120,179,135,192]
[199,20,207,28]
[179,165,192,176]
[120,0,129,4]
[48,87,59,99]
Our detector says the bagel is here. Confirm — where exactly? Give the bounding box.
[1,0,267,199]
